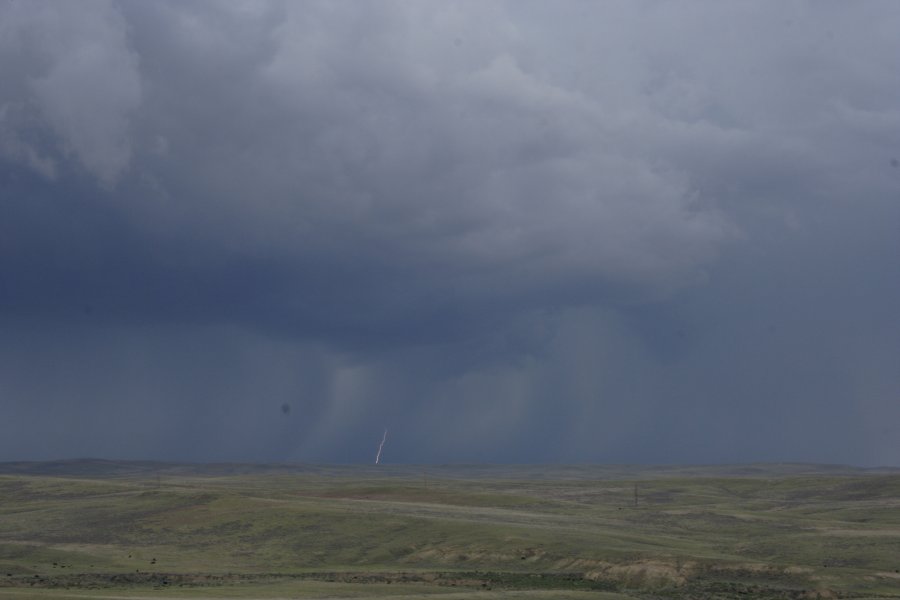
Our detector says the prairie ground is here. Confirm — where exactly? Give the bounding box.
[1,461,898,599]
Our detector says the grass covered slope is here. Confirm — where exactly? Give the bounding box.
[0,462,898,599]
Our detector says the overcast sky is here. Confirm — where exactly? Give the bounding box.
[2,1,899,465]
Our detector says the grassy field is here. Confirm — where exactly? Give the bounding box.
[0,461,898,599]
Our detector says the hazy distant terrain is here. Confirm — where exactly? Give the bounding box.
[1,461,899,599]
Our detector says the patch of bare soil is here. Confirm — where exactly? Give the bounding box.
[582,559,693,587]
[873,571,900,580]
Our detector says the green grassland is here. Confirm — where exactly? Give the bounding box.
[0,461,898,599]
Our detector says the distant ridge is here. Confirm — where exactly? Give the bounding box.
[0,459,895,479]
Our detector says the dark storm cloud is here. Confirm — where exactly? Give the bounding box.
[1,1,899,464]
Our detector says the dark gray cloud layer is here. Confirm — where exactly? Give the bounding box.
[2,1,899,465]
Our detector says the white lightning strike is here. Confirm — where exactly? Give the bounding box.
[375,428,388,465]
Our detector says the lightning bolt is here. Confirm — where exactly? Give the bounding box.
[375,428,388,465]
